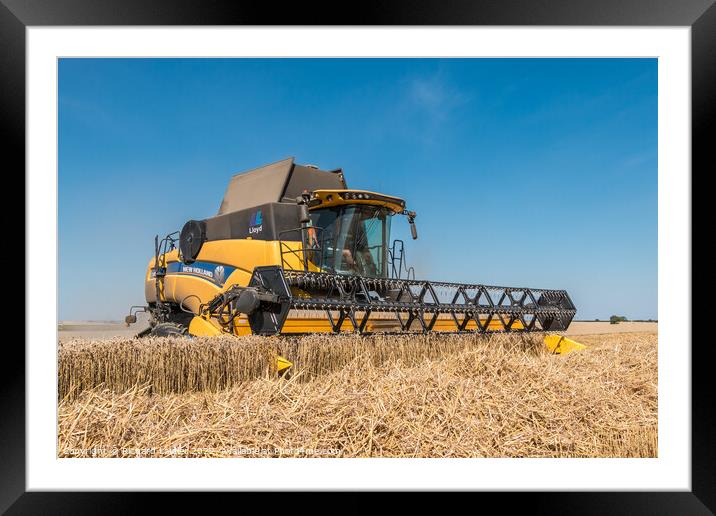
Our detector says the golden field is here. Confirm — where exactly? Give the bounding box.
[57,331,657,458]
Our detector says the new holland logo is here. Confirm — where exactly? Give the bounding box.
[181,265,213,279]
[213,265,225,284]
[249,209,263,235]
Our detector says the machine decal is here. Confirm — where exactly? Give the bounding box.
[213,265,225,284]
[166,261,236,286]
[249,209,263,234]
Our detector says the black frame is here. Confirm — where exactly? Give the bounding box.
[4,0,710,512]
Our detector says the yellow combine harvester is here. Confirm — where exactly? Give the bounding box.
[126,157,576,341]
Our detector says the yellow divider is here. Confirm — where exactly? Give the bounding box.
[544,334,586,355]
[276,355,293,375]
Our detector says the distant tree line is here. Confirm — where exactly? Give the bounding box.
[577,317,657,323]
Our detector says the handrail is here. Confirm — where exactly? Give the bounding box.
[278,226,327,272]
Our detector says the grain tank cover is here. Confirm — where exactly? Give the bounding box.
[218,157,347,215]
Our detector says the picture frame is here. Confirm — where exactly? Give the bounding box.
[3,0,710,510]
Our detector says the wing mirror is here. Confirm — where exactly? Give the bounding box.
[405,210,418,240]
[124,305,146,326]
[296,194,311,224]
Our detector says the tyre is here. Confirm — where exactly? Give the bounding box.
[150,322,189,337]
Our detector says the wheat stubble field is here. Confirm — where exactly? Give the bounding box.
[57,329,657,458]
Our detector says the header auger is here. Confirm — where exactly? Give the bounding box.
[127,157,577,345]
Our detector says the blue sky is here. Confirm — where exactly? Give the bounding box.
[59,58,657,321]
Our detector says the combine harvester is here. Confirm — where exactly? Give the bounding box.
[126,158,582,360]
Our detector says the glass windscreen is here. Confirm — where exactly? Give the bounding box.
[308,205,392,277]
